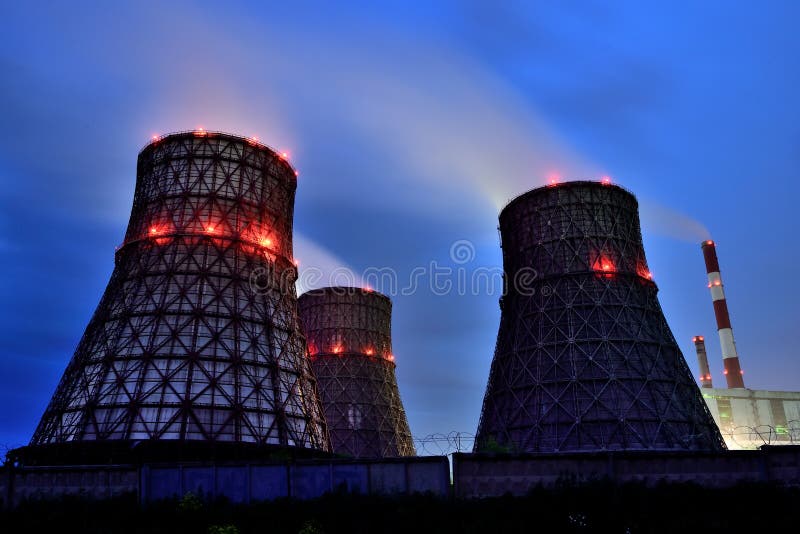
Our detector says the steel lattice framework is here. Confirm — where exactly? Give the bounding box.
[298,287,415,458]
[31,131,329,452]
[475,181,725,453]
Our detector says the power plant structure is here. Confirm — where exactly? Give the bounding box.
[475,180,726,453]
[693,336,713,388]
[298,287,415,458]
[694,241,800,449]
[701,240,745,388]
[8,128,800,506]
[26,131,329,462]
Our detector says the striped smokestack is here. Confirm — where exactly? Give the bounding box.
[693,336,713,388]
[701,240,745,388]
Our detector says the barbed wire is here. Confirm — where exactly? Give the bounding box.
[722,419,800,449]
[413,432,476,456]
[4,422,798,461]
[412,421,800,455]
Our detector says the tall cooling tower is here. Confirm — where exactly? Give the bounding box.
[475,181,725,453]
[31,131,329,456]
[298,287,415,458]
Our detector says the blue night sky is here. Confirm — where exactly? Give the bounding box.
[1,1,799,449]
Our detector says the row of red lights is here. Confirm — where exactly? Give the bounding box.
[148,224,275,249]
[310,345,395,362]
[136,224,304,266]
[150,130,299,177]
[591,257,653,280]
[548,175,614,187]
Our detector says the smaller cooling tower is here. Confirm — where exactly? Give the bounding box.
[298,287,415,458]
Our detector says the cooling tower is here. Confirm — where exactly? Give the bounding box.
[298,287,415,458]
[475,181,725,453]
[30,131,329,456]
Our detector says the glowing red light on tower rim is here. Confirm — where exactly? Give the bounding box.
[205,225,216,234]
[365,348,374,356]
[601,176,612,185]
[333,345,342,354]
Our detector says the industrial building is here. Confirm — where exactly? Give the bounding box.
[24,131,330,463]
[298,287,415,458]
[475,180,724,453]
[702,388,800,449]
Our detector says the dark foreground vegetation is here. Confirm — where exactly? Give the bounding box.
[2,481,796,533]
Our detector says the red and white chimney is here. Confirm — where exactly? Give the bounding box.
[692,335,713,388]
[701,240,745,388]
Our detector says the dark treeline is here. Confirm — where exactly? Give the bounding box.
[1,480,796,533]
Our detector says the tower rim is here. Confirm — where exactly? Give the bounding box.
[141,130,298,174]
[499,180,638,221]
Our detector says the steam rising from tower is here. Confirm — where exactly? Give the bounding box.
[475,181,725,453]
[298,287,415,458]
[31,131,329,454]
[701,240,745,388]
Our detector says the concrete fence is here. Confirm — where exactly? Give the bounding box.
[1,456,450,507]
[141,457,450,503]
[4,446,800,507]
[453,445,800,498]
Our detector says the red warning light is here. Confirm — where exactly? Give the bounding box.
[195,127,207,137]
[333,345,342,354]
[205,225,216,234]
[593,255,616,278]
[149,226,160,236]
[365,348,374,356]
[705,240,714,246]
[259,237,273,248]
[248,136,259,145]
[151,134,161,143]
[364,286,373,293]
[601,176,612,185]
[386,353,395,362]
[280,151,289,160]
